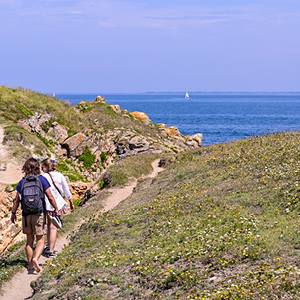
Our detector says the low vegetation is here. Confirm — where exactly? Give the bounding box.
[105,153,160,187]
[30,130,300,299]
[0,86,91,135]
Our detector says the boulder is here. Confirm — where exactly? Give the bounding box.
[52,122,68,143]
[158,123,167,129]
[94,96,106,103]
[62,133,87,158]
[68,181,92,199]
[109,105,121,114]
[131,112,151,125]
[166,126,181,138]
[191,133,203,147]
[129,136,148,149]
[54,145,68,157]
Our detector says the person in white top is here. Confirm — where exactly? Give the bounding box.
[41,158,75,257]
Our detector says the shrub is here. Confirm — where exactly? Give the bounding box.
[98,181,105,189]
[57,161,70,172]
[100,152,107,162]
[72,198,81,209]
[78,148,96,169]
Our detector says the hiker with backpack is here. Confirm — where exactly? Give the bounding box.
[41,158,74,258]
[11,158,58,273]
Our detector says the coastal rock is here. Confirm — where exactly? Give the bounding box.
[52,122,68,143]
[191,133,203,147]
[54,145,68,157]
[0,188,23,254]
[131,112,151,125]
[18,113,52,134]
[109,105,121,114]
[62,133,87,158]
[166,126,181,138]
[0,220,22,254]
[158,123,167,129]
[68,181,92,199]
[94,96,106,103]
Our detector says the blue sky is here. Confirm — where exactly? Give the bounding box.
[1,0,300,93]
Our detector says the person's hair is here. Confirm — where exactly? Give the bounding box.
[41,158,58,172]
[22,158,41,176]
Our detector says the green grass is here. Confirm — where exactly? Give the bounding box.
[0,86,93,135]
[2,124,49,160]
[30,131,300,299]
[78,148,96,169]
[0,240,27,289]
[105,153,160,187]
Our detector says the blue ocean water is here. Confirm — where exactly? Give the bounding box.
[56,93,300,146]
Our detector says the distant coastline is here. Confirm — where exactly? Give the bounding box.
[56,91,300,96]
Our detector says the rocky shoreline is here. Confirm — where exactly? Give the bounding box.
[0,94,203,255]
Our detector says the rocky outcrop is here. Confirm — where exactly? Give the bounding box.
[166,126,181,138]
[52,122,68,143]
[131,112,151,125]
[109,105,121,114]
[0,187,23,255]
[0,94,204,254]
[94,96,106,103]
[62,133,87,158]
[68,181,92,199]
[18,113,52,134]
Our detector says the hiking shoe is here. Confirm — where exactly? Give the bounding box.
[47,251,58,258]
[43,246,50,253]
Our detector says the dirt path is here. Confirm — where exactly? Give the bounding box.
[0,126,23,185]
[0,159,164,300]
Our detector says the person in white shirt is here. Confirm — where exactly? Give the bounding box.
[41,158,75,257]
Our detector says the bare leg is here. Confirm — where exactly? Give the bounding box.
[48,222,57,252]
[32,235,44,273]
[26,234,34,270]
[46,215,51,248]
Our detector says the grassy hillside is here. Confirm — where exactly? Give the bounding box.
[0,86,91,135]
[32,130,300,299]
[0,86,176,164]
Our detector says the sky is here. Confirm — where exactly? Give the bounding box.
[1,0,300,93]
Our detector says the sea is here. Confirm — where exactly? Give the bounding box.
[56,93,300,146]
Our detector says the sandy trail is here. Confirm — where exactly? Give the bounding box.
[0,159,163,300]
[0,126,23,185]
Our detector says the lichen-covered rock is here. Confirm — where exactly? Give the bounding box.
[131,112,151,125]
[166,126,181,138]
[191,133,203,147]
[18,113,52,134]
[109,105,121,114]
[52,122,68,143]
[62,133,87,158]
[0,188,23,254]
[94,95,106,103]
[54,145,68,157]
[158,123,167,129]
[68,181,92,199]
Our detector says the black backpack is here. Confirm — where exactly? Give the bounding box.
[20,175,45,218]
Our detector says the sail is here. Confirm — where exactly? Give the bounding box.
[185,92,189,99]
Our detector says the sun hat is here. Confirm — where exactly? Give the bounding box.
[49,215,63,230]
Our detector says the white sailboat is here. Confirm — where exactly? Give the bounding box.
[185,92,190,99]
